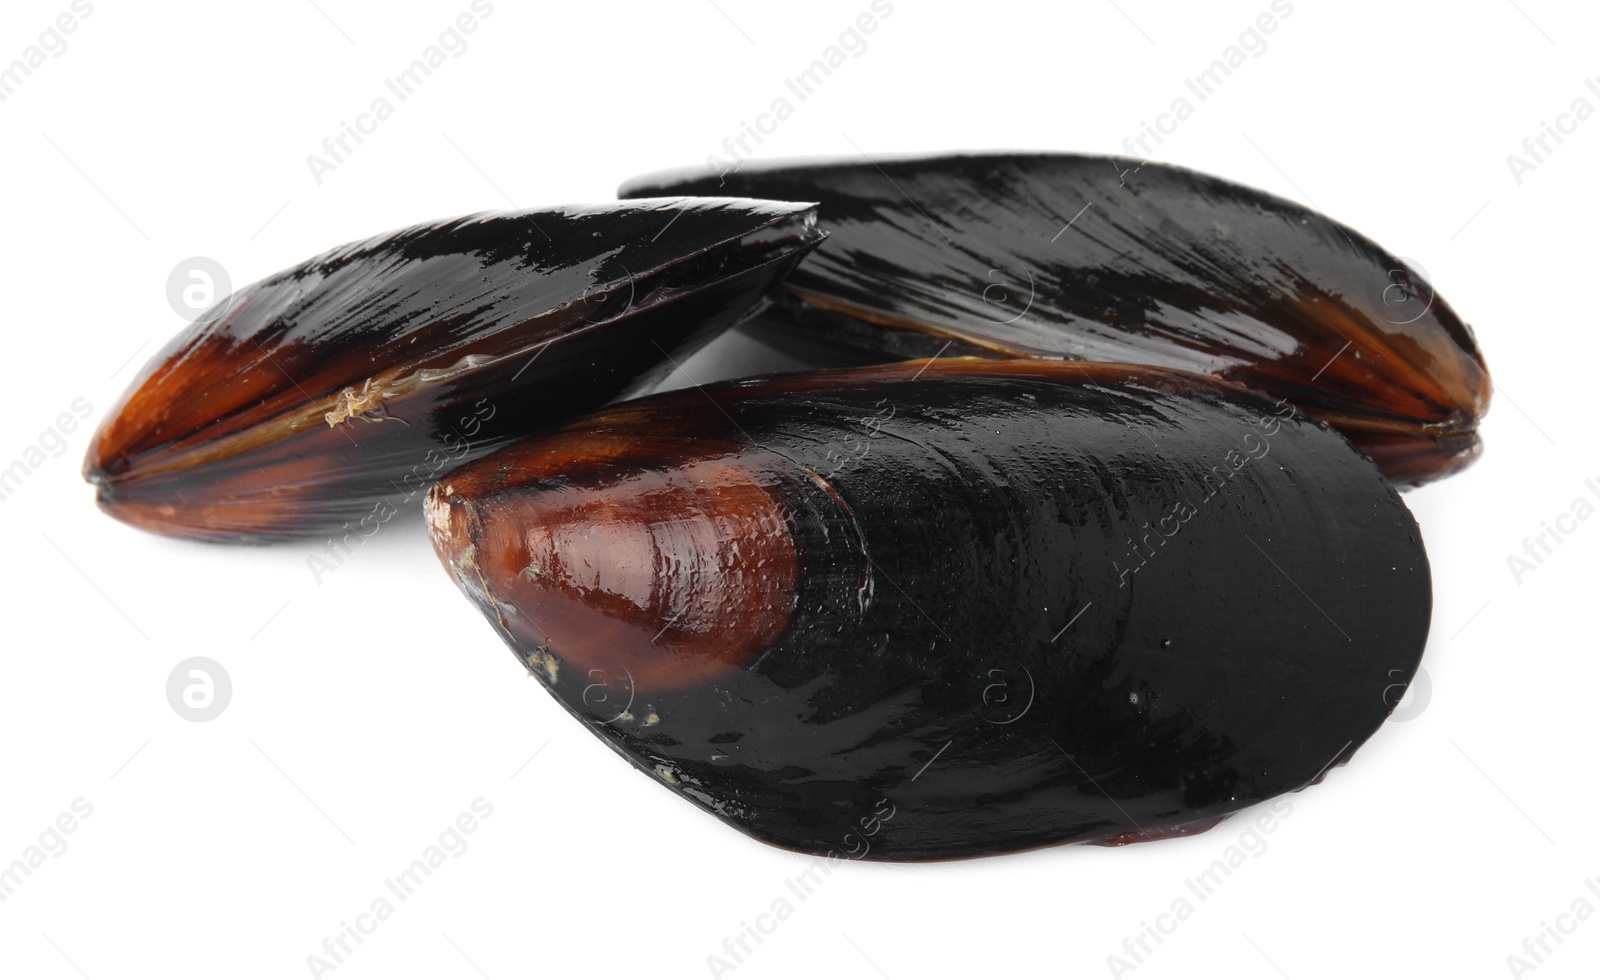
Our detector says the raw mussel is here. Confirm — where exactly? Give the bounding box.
[623,153,1492,487]
[427,359,1431,860]
[84,199,823,541]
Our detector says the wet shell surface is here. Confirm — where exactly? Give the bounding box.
[623,153,1492,487]
[83,199,824,541]
[427,358,1431,860]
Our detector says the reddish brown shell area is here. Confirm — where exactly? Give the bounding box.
[426,436,799,693]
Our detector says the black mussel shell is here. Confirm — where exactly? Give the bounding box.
[84,200,824,541]
[622,153,1492,487]
[427,358,1431,860]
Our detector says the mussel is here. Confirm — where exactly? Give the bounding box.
[82,151,1459,861]
[83,199,824,541]
[623,153,1492,486]
[427,358,1431,860]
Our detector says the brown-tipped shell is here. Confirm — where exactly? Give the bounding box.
[623,153,1492,486]
[84,200,824,541]
[429,358,1432,860]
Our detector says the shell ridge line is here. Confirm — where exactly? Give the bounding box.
[795,464,874,616]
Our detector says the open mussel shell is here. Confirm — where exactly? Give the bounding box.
[427,358,1431,860]
[622,153,1492,487]
[83,199,824,541]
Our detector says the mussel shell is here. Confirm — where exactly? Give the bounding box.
[622,153,1492,487]
[428,359,1431,860]
[84,200,823,541]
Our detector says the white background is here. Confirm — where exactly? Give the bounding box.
[0,1,1595,977]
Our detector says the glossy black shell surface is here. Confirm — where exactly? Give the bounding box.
[85,199,823,540]
[623,153,1491,486]
[429,359,1432,860]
